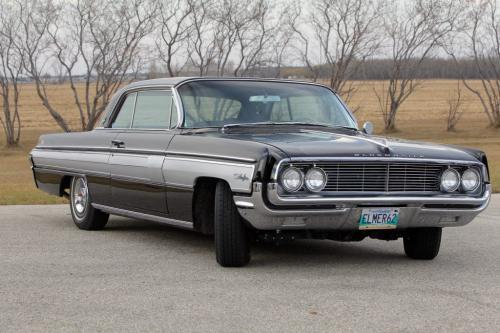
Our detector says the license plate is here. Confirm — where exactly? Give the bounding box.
[359,208,400,230]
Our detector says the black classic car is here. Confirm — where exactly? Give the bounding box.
[30,78,491,267]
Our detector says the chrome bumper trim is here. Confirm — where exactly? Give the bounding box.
[233,183,491,230]
[266,183,491,206]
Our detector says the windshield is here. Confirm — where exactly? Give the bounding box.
[177,80,357,129]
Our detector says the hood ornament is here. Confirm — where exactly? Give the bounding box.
[356,136,392,155]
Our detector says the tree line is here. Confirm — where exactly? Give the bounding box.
[1,0,499,146]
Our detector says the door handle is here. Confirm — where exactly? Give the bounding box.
[111,140,125,148]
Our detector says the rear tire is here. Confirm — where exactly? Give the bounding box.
[70,176,109,230]
[214,181,250,267]
[403,227,442,260]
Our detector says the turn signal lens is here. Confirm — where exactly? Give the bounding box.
[304,167,327,192]
[441,168,460,192]
[280,167,303,192]
[461,168,480,192]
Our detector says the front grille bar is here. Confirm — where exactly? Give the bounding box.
[285,161,448,193]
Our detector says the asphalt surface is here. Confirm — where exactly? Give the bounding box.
[1,196,500,332]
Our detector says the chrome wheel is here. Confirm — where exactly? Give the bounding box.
[72,177,88,217]
[69,176,109,230]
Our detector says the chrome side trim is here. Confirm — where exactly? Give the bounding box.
[94,128,174,132]
[92,203,193,230]
[110,148,166,156]
[34,147,257,162]
[165,156,255,167]
[34,146,110,153]
[109,174,166,187]
[165,182,194,189]
[33,165,107,178]
[33,146,167,156]
[167,151,256,163]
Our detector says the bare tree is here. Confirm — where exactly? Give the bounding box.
[186,0,283,77]
[155,0,193,77]
[454,0,500,128]
[375,0,462,131]
[292,0,382,101]
[17,0,71,132]
[446,81,464,131]
[187,0,218,76]
[290,3,320,81]
[232,0,282,76]
[210,0,263,76]
[272,2,300,78]
[19,0,157,132]
[0,2,23,146]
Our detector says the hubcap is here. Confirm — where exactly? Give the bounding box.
[73,178,88,216]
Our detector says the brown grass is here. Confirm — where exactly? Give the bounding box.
[0,80,498,205]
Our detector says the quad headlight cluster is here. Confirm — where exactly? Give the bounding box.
[280,166,327,193]
[441,167,481,193]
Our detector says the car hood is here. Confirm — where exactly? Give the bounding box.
[217,129,478,162]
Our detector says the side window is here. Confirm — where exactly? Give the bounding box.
[170,100,179,128]
[111,93,136,128]
[132,90,172,129]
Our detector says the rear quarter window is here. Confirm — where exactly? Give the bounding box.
[131,90,173,129]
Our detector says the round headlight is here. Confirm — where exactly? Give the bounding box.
[461,168,480,192]
[441,168,460,192]
[280,167,303,192]
[304,167,327,192]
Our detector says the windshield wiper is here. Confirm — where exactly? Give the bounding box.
[223,121,289,128]
[222,122,358,131]
[329,125,359,131]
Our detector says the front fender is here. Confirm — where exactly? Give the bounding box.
[163,154,257,193]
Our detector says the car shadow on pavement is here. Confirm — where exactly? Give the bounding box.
[103,217,214,249]
[250,240,408,267]
[103,216,410,268]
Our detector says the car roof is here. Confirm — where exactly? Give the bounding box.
[126,77,326,89]
[126,77,198,88]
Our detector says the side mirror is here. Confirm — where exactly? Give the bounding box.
[362,122,374,135]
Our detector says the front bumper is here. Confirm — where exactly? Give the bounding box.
[233,183,491,230]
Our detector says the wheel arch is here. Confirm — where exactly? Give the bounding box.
[192,177,231,235]
[59,175,72,198]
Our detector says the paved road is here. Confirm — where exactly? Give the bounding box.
[1,197,500,332]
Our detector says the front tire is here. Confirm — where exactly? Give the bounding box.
[70,176,109,230]
[214,181,250,267]
[403,227,442,260]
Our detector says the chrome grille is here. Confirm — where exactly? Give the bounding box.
[285,161,446,193]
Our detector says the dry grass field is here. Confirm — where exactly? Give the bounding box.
[0,80,498,205]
